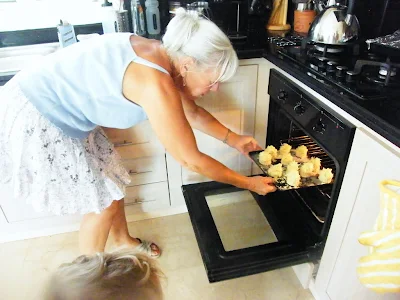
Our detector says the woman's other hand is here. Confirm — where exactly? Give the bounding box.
[247,176,277,195]
[228,133,262,156]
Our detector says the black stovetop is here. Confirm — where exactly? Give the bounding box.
[266,34,400,139]
[268,35,400,101]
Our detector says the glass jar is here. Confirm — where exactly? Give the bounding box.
[168,1,183,19]
[293,2,316,34]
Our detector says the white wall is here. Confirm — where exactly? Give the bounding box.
[0,0,123,31]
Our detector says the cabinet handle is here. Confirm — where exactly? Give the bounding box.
[128,170,152,175]
[114,140,133,147]
[125,197,156,206]
[114,141,151,147]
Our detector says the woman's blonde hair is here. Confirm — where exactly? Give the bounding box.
[162,8,239,84]
[45,249,164,300]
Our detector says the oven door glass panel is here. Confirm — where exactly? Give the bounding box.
[206,190,278,251]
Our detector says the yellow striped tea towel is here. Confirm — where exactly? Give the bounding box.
[357,180,400,294]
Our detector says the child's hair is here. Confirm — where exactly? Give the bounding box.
[45,249,164,300]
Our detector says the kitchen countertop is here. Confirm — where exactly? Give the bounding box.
[232,37,267,60]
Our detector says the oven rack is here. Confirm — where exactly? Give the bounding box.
[279,135,336,173]
[279,135,335,223]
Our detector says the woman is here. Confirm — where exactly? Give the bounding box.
[0,9,276,257]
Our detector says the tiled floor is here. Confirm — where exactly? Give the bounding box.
[0,212,314,300]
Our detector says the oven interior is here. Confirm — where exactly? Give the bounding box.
[200,99,343,258]
[261,97,341,244]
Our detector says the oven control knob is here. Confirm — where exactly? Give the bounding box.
[294,102,306,115]
[327,61,339,77]
[346,70,358,83]
[278,90,288,101]
[313,119,326,134]
[336,66,348,78]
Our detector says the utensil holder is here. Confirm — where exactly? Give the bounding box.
[116,10,130,32]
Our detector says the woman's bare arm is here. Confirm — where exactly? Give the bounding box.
[123,64,275,195]
[138,79,252,189]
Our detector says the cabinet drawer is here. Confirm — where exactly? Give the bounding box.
[115,142,164,160]
[103,122,152,146]
[124,182,170,214]
[103,122,165,159]
[123,155,167,186]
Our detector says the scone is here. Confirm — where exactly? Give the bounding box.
[319,168,334,184]
[268,163,283,178]
[265,145,278,160]
[309,157,321,175]
[259,151,272,166]
[287,161,299,172]
[295,145,308,159]
[281,153,294,165]
[299,162,314,178]
[279,143,292,156]
[285,170,301,188]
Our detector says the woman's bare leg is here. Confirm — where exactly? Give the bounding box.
[79,200,119,255]
[109,199,160,256]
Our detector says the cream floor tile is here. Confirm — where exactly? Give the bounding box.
[296,288,316,300]
[242,268,304,300]
[0,258,26,299]
[0,212,314,300]
[0,239,33,299]
[157,238,203,272]
[162,265,310,300]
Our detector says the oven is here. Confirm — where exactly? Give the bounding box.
[181,69,356,283]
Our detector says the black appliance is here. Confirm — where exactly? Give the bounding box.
[182,69,355,283]
[267,34,400,132]
[269,35,400,101]
[208,0,272,43]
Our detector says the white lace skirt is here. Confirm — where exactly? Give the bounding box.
[0,80,131,215]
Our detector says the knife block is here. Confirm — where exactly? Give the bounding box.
[266,0,291,31]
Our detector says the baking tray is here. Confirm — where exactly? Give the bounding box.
[249,150,334,191]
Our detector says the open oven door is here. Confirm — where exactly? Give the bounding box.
[182,181,324,283]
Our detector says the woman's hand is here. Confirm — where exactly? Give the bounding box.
[247,176,277,195]
[228,132,262,156]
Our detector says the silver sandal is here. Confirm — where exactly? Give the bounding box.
[135,238,161,258]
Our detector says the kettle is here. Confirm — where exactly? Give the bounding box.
[186,1,213,20]
[308,0,360,45]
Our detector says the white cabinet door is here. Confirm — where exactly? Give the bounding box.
[181,65,258,184]
[0,181,54,223]
[313,129,400,300]
[0,180,82,243]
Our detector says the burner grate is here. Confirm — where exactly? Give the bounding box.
[314,44,345,54]
[354,59,400,86]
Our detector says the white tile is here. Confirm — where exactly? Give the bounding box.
[0,212,314,300]
[296,288,315,300]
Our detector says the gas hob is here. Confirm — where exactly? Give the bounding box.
[267,35,400,102]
